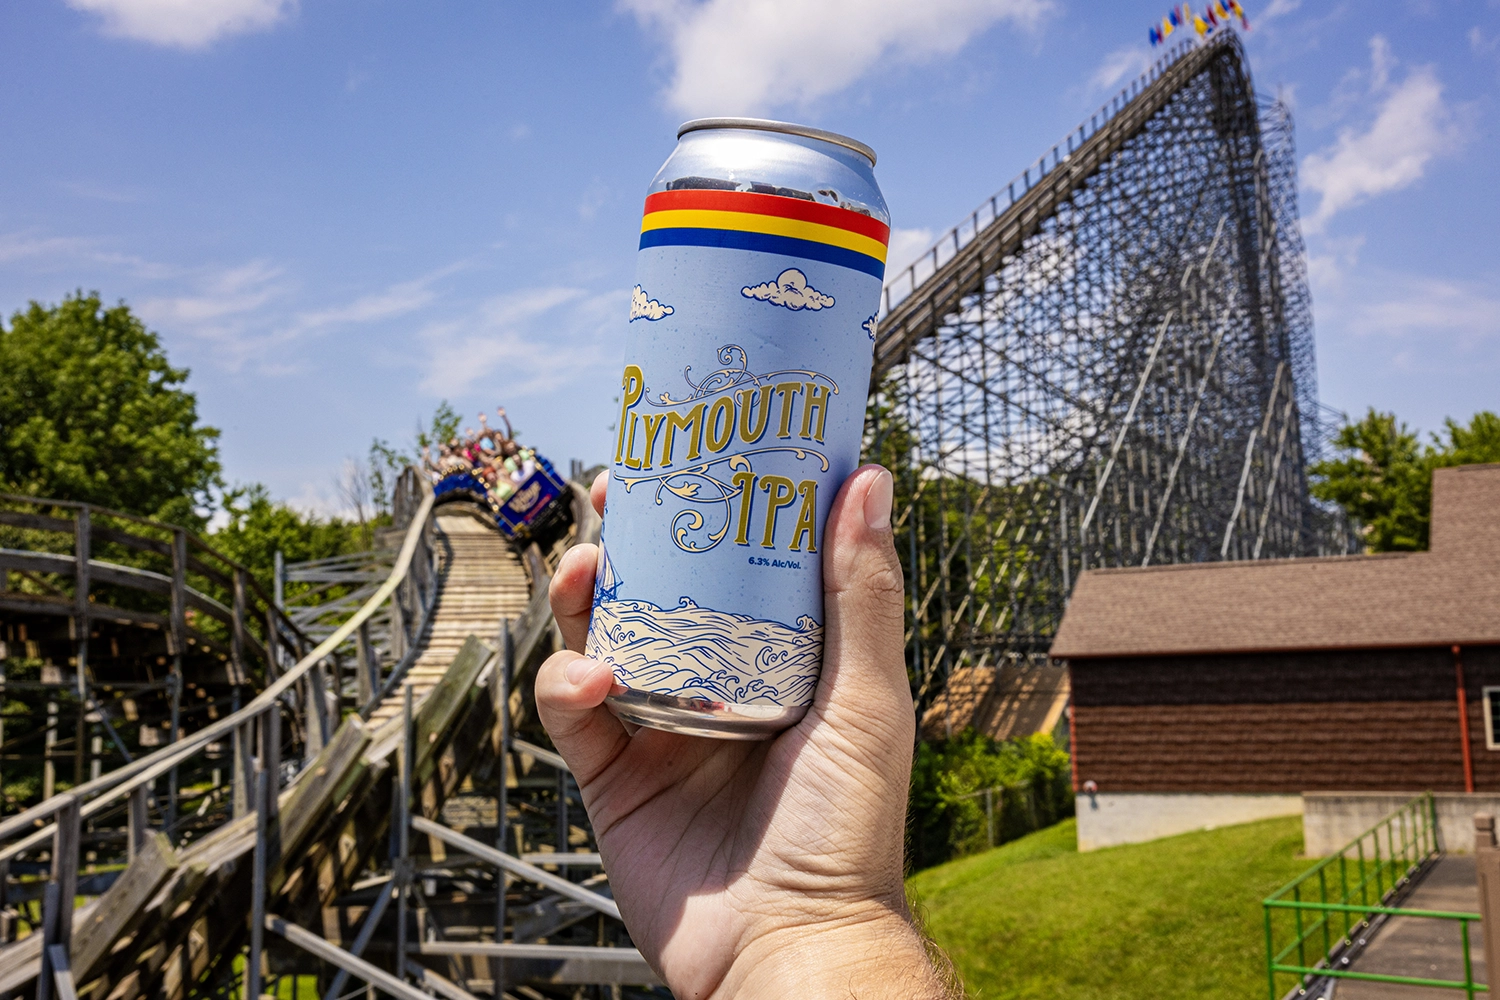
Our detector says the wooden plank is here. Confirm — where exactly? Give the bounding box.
[409,964,485,1000]
[0,929,42,995]
[0,551,74,576]
[409,817,619,919]
[265,916,432,1000]
[169,531,187,657]
[46,945,78,1000]
[413,637,495,780]
[511,739,569,774]
[415,943,660,986]
[88,562,169,594]
[274,718,372,877]
[0,591,74,617]
[0,511,73,534]
[71,832,177,980]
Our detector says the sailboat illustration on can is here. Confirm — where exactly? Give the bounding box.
[592,540,622,606]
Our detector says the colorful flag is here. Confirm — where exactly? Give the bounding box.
[1149,26,1159,44]
[1162,15,1174,36]
[1194,14,1208,34]
[1205,5,1218,26]
[1216,1,1230,17]
[1169,8,1179,25]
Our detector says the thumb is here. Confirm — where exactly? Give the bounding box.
[534,651,630,785]
[815,465,914,733]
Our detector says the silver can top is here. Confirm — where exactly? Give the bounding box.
[677,118,877,167]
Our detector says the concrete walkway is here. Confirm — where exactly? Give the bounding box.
[1332,857,1486,999]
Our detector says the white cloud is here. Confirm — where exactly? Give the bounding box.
[1301,37,1467,232]
[65,0,296,49]
[0,232,101,265]
[621,0,1051,116]
[136,260,290,363]
[1347,276,1500,353]
[741,268,835,310]
[291,267,456,332]
[884,227,935,278]
[629,285,675,321]
[1089,45,1152,94]
[417,287,623,396]
[135,261,459,370]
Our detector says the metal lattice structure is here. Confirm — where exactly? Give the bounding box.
[865,32,1356,710]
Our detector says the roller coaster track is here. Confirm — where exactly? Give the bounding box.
[0,468,652,999]
[873,32,1237,377]
[865,28,1351,712]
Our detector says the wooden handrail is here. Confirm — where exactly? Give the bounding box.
[0,492,291,622]
[0,478,437,844]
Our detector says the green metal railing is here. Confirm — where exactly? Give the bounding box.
[1264,792,1487,1000]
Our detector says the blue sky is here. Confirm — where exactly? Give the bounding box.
[2,0,1495,513]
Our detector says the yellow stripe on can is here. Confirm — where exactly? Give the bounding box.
[641,209,889,264]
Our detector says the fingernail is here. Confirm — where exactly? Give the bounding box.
[864,469,893,530]
[565,657,598,686]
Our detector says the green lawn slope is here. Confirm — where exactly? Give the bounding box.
[908,815,1307,1000]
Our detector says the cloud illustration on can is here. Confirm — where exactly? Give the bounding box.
[863,315,877,341]
[630,285,675,322]
[741,268,835,311]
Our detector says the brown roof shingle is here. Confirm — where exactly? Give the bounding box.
[1049,464,1500,659]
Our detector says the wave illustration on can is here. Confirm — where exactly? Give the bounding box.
[586,118,890,739]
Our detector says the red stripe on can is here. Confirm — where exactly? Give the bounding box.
[643,189,890,245]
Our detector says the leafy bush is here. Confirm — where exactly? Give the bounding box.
[908,729,1073,871]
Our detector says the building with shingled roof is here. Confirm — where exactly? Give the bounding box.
[1051,463,1500,850]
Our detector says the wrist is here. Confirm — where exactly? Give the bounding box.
[707,906,957,1000]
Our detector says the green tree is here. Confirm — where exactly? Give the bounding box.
[1442,411,1500,467]
[1311,408,1500,552]
[907,729,1073,871]
[0,292,220,527]
[1310,409,1430,551]
[208,484,367,597]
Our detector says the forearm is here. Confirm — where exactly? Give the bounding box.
[708,909,959,1000]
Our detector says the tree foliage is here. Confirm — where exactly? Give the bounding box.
[908,729,1073,871]
[207,484,368,597]
[1311,409,1500,551]
[0,293,221,527]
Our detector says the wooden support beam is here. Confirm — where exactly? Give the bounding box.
[45,945,78,1000]
[413,942,659,986]
[410,816,619,920]
[266,915,432,1000]
[231,569,248,686]
[128,785,150,860]
[70,832,176,981]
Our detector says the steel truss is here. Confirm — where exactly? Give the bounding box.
[865,33,1356,712]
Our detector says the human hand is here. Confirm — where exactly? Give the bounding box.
[535,465,954,999]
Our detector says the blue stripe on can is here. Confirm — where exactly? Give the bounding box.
[639,227,886,280]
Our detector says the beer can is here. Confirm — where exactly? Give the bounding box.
[586,118,890,739]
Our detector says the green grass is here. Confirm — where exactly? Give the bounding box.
[908,815,1308,1000]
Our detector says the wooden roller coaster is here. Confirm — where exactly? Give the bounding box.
[0,466,655,999]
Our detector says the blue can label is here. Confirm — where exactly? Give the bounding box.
[587,188,889,709]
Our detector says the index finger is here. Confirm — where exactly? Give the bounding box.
[590,469,607,517]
